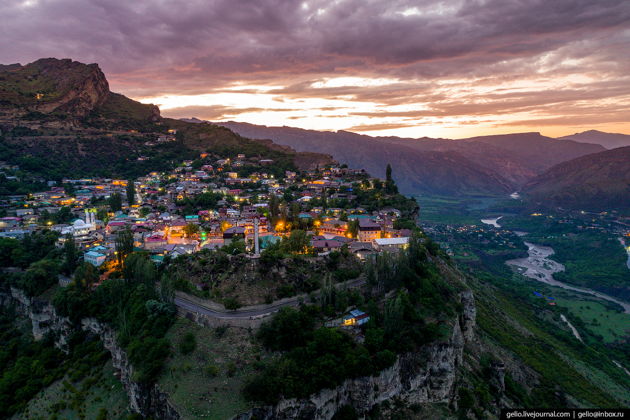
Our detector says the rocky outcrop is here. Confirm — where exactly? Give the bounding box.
[1,287,180,420]
[81,318,181,420]
[6,286,73,347]
[2,284,477,420]
[234,291,476,420]
[0,58,109,118]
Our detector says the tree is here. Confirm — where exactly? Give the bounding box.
[126,179,136,206]
[61,234,78,275]
[73,262,99,290]
[178,332,196,354]
[347,220,359,239]
[53,206,73,224]
[269,194,280,221]
[18,258,60,296]
[63,183,76,197]
[109,193,123,212]
[222,239,246,255]
[183,223,200,238]
[123,253,157,285]
[280,230,311,254]
[159,274,175,303]
[224,297,241,310]
[115,229,134,265]
[96,208,109,223]
[385,163,398,194]
[290,201,301,225]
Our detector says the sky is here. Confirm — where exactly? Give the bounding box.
[2,0,630,139]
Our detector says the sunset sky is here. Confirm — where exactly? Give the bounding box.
[3,0,630,138]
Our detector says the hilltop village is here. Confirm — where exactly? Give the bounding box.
[0,136,417,274]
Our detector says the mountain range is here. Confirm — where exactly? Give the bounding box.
[559,130,630,150]
[201,121,629,210]
[211,121,601,189]
[523,146,630,211]
[1,58,627,211]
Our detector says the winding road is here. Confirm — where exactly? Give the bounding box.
[174,277,366,319]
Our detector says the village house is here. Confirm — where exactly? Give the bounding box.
[374,237,410,252]
[342,309,370,327]
[321,219,348,237]
[84,250,107,267]
[358,219,381,242]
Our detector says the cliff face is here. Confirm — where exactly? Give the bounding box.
[235,290,476,420]
[0,58,110,118]
[2,286,478,420]
[1,287,180,420]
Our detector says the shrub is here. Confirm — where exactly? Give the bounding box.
[224,297,241,311]
[226,362,237,377]
[214,325,228,339]
[204,364,219,377]
[178,332,196,355]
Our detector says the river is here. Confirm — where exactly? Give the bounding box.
[480,216,502,228]
[506,241,630,314]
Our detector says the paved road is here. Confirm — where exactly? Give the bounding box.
[174,277,366,319]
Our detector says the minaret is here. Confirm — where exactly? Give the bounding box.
[254,217,260,256]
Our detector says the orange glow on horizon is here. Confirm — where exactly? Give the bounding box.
[134,75,630,139]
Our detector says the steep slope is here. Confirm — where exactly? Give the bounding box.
[0,58,110,118]
[523,147,630,211]
[559,130,630,150]
[216,122,604,195]
[457,132,604,173]
[218,122,513,196]
[378,132,603,186]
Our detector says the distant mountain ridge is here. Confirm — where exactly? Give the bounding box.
[558,130,630,150]
[523,146,630,211]
[211,121,604,196]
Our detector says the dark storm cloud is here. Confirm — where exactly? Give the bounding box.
[3,0,629,81]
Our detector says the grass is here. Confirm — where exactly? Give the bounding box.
[472,274,630,408]
[554,296,630,343]
[414,195,489,225]
[557,354,630,407]
[16,360,131,420]
[159,318,265,420]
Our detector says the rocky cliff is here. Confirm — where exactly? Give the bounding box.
[3,284,478,420]
[1,286,180,420]
[234,290,476,420]
[0,58,161,130]
[0,58,110,117]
